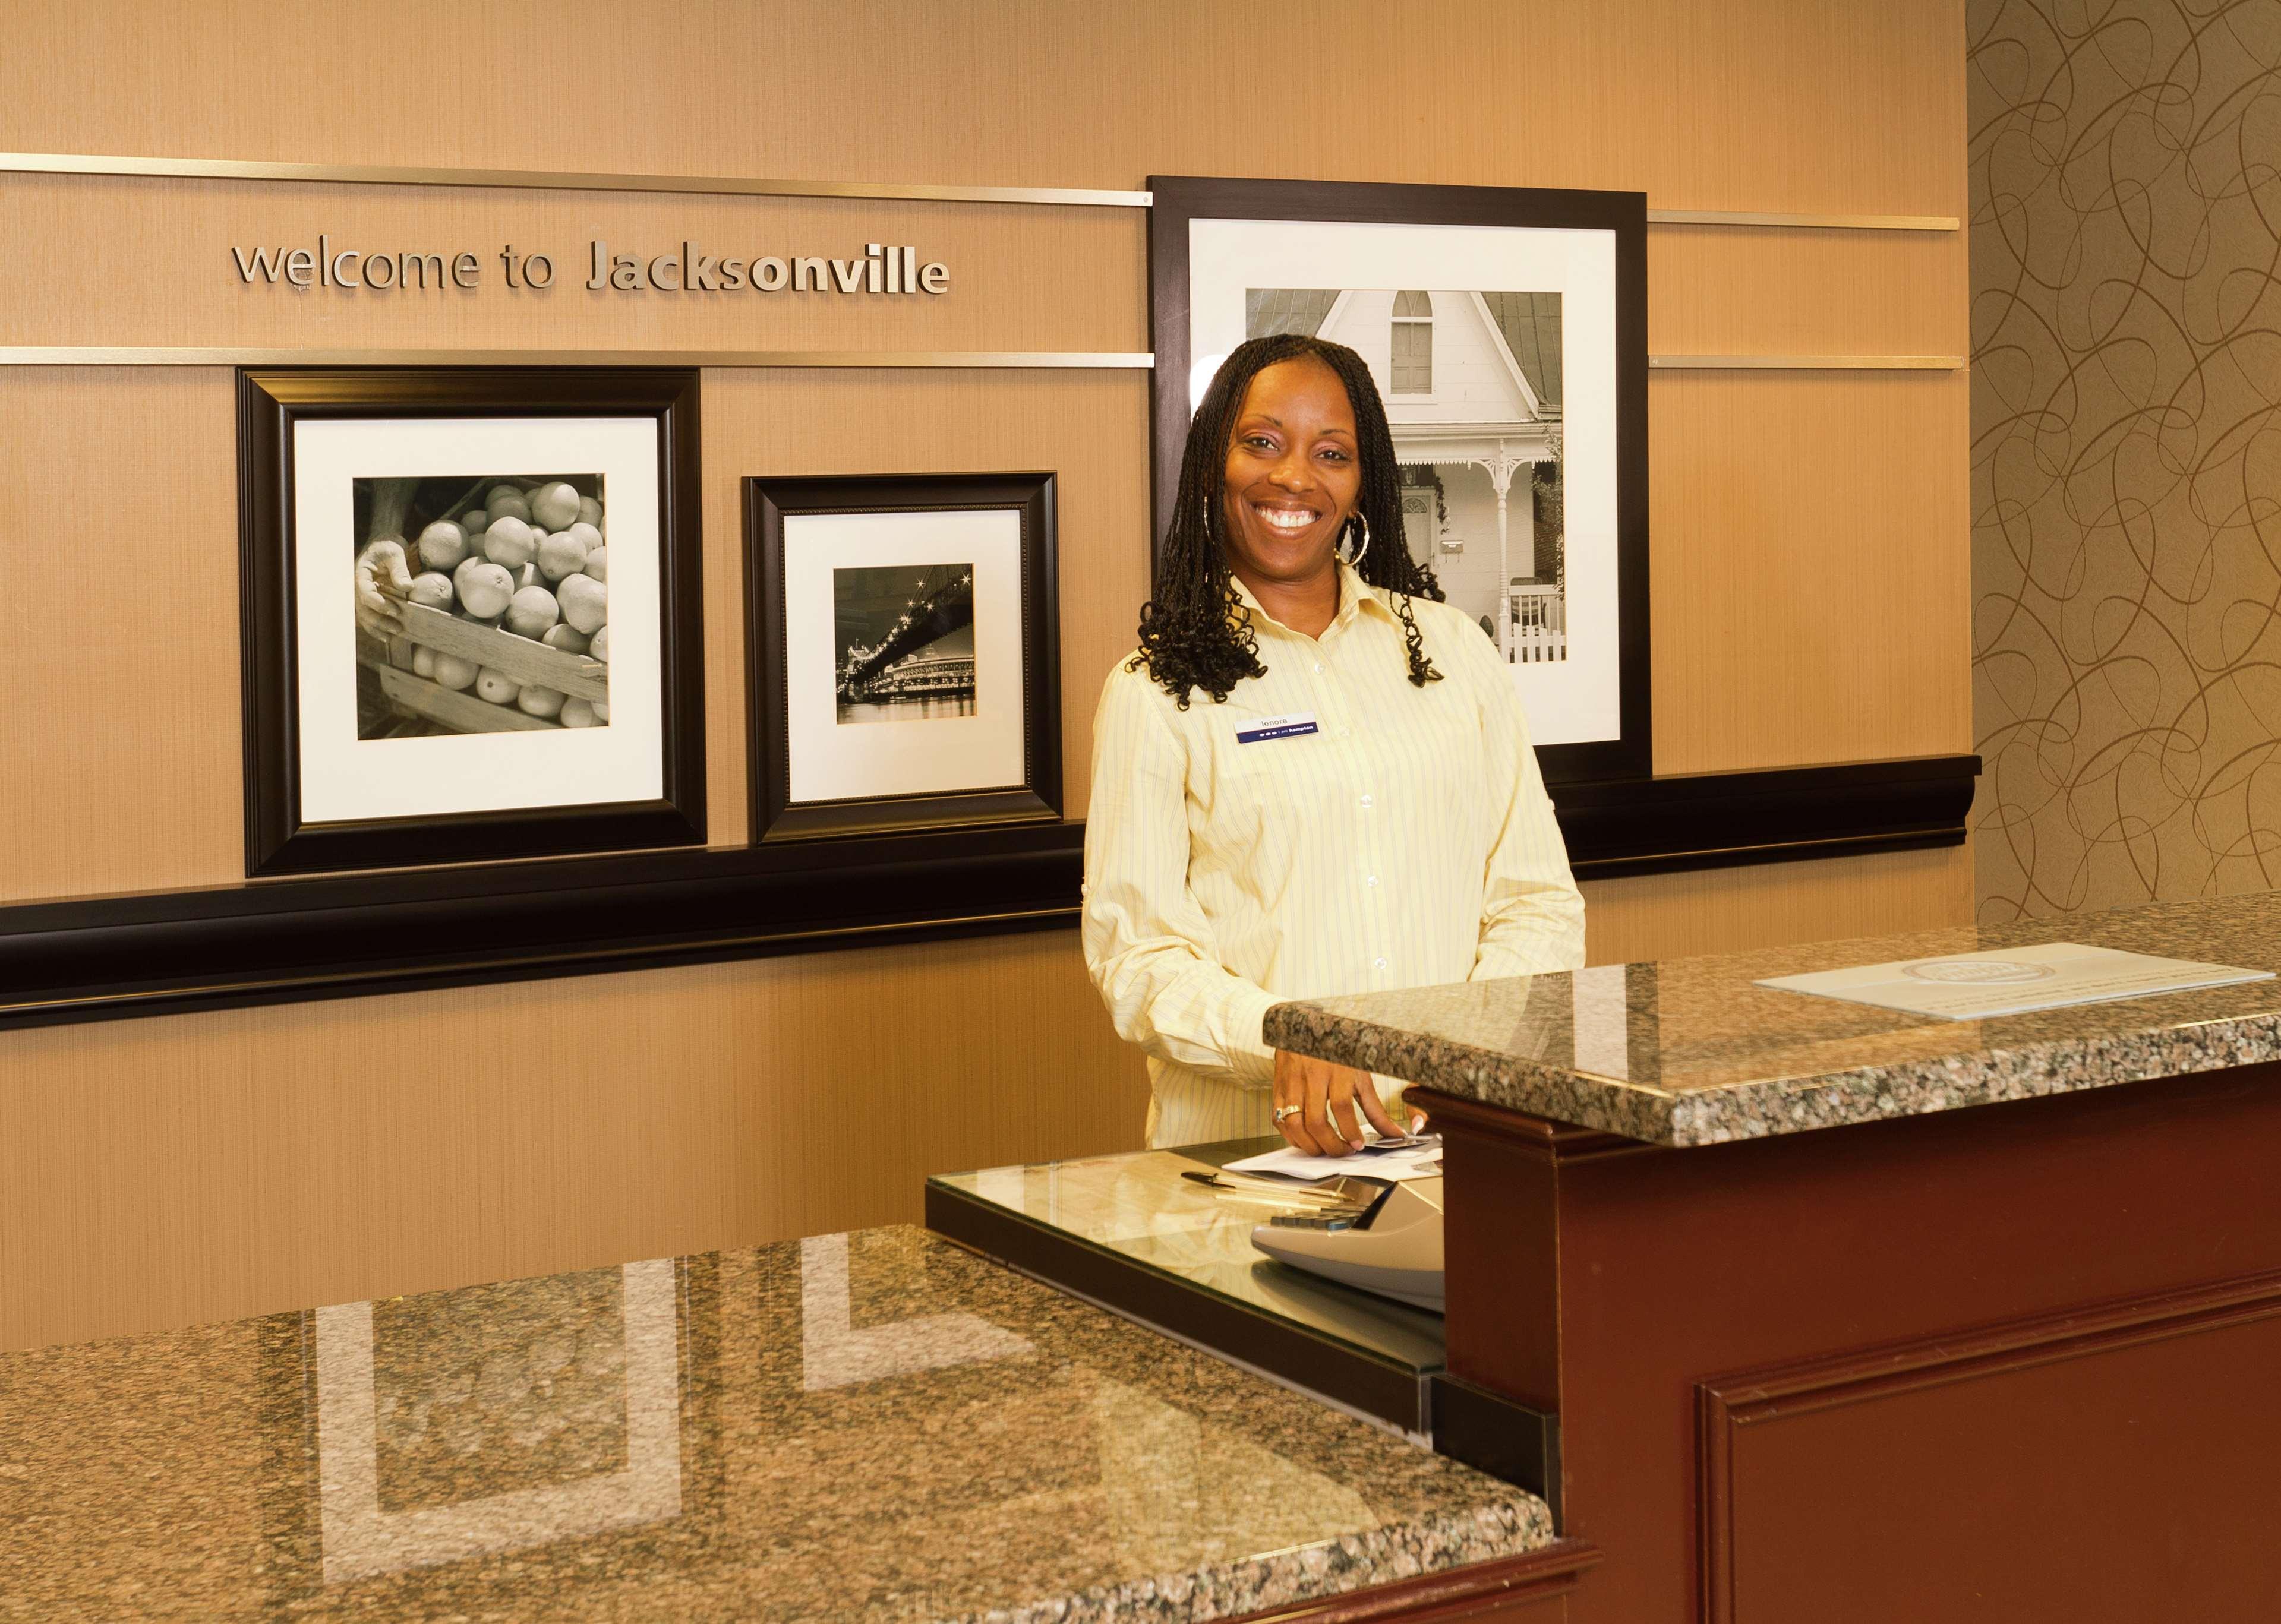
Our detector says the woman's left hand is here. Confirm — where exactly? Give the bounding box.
[1272,1049,1402,1156]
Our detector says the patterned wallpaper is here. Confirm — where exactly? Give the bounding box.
[1970,0,2281,920]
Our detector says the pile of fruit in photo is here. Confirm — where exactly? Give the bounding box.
[373,477,613,734]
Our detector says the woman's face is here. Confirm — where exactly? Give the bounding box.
[1220,356,1362,587]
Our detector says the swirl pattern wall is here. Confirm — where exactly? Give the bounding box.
[1971,0,2281,920]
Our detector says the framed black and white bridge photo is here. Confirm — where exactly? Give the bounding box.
[743,472,1061,845]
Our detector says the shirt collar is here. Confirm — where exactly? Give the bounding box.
[1228,563,1395,638]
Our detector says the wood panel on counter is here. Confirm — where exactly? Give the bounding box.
[1427,1069,2281,1623]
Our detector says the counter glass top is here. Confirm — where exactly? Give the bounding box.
[1265,892,2281,1146]
[0,1226,1546,1624]
[929,1140,1445,1379]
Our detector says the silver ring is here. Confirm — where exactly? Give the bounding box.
[1272,1104,1300,1123]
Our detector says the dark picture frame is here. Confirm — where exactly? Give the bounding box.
[1147,175,1651,788]
[744,472,1061,843]
[236,367,707,877]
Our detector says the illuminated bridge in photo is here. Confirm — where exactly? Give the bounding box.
[837,564,976,703]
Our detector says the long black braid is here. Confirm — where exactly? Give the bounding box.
[1132,334,1445,707]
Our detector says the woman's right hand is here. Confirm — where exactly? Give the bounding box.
[1272,1048,1403,1156]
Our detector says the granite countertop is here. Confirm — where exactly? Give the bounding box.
[1264,892,2281,1147]
[0,1227,1552,1623]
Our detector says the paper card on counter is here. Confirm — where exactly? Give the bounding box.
[1755,943,2272,1022]
[1225,1136,1443,1184]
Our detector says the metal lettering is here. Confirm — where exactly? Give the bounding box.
[685,241,718,290]
[229,234,948,298]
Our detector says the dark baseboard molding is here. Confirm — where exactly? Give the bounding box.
[1558,752,1979,880]
[0,823,1086,1032]
[0,753,1976,1031]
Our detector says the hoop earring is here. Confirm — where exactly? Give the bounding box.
[1336,513,1371,568]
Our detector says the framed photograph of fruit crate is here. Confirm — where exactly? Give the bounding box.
[236,368,706,876]
[744,472,1060,843]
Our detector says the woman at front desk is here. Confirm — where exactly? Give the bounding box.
[1082,334,1585,1158]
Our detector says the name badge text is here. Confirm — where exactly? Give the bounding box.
[1236,712,1320,744]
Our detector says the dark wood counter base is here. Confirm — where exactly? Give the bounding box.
[1423,1064,2281,1623]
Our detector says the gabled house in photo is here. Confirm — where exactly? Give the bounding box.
[1249,287,1567,663]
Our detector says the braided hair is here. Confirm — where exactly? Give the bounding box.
[1132,334,1444,707]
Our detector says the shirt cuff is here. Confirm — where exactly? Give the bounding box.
[1230,982,1285,1085]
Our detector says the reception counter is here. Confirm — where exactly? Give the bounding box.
[0,1224,1585,1622]
[1263,893,2281,1623]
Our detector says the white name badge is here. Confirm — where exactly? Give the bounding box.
[1236,712,1320,744]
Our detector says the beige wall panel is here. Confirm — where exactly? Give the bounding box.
[698,368,1150,841]
[1,1,1963,214]
[0,176,1143,351]
[1648,228,1966,356]
[1,175,1979,361]
[1650,371,1974,773]
[0,369,245,901]
[0,929,1147,1352]
[0,366,1149,899]
[5,181,1972,361]
[0,0,1974,1347]
[1582,844,1977,966]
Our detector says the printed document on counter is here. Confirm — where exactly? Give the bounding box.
[1756,942,2272,1022]
[1225,1136,1443,1183]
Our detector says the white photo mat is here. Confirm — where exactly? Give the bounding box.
[1187,216,1621,748]
[781,507,1028,804]
[291,415,664,823]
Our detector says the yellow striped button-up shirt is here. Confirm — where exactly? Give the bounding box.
[1082,564,1586,1148]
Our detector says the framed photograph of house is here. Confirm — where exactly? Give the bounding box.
[744,472,1061,843]
[236,368,706,876]
[1148,176,1649,786]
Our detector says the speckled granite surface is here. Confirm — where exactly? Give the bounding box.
[0,1226,1551,1623]
[1264,892,2281,1147]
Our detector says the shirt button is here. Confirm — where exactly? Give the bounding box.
[1338,727,1352,738]
[1364,875,1378,887]
[1313,662,1326,674]
[1373,956,1389,971]
[1360,795,1374,809]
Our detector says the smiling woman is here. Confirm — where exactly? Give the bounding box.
[1083,335,1587,1154]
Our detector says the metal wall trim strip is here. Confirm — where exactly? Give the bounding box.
[4,151,1955,230]
[1649,354,1964,371]
[0,347,1156,369]
[0,150,1152,208]
[1646,208,1958,231]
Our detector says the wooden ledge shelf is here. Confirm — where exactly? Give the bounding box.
[0,755,1976,1032]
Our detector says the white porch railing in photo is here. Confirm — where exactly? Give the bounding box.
[1503,585,1567,664]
